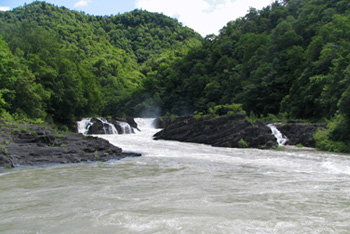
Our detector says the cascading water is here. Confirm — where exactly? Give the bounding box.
[96,117,119,134]
[116,121,133,134]
[134,117,156,129]
[77,118,93,135]
[267,123,288,146]
[77,118,134,135]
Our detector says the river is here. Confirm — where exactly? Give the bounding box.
[1,118,350,233]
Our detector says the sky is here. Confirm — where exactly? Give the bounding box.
[0,0,274,36]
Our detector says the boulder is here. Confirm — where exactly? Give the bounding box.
[87,118,106,134]
[125,116,139,130]
[114,120,134,134]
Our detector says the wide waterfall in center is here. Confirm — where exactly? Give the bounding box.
[1,118,350,233]
[77,117,134,135]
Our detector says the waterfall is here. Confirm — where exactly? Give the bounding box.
[267,124,288,146]
[77,118,93,135]
[134,118,156,130]
[97,117,119,134]
[116,121,133,134]
[77,118,135,135]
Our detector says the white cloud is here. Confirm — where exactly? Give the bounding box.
[0,6,10,11]
[136,0,274,36]
[74,0,92,8]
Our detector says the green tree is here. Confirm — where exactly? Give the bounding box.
[0,35,46,118]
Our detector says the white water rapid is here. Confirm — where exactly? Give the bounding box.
[77,118,93,135]
[267,123,288,146]
[1,118,350,233]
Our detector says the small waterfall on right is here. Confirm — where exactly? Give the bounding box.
[267,123,288,146]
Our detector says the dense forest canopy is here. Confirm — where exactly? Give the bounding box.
[0,1,202,125]
[133,0,350,118]
[125,0,350,152]
[1,0,350,152]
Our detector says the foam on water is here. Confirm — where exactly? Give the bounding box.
[322,161,350,175]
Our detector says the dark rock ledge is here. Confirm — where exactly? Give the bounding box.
[154,114,278,149]
[0,120,141,168]
[154,115,327,150]
[275,121,327,148]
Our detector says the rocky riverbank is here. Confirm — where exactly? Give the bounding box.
[0,120,141,168]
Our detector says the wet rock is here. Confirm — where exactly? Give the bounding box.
[85,117,136,135]
[87,118,105,134]
[0,121,141,168]
[276,122,327,147]
[125,116,139,130]
[154,114,277,149]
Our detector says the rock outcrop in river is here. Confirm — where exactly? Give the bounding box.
[0,120,141,168]
[154,114,278,149]
[154,115,327,150]
[275,121,327,147]
[78,116,139,135]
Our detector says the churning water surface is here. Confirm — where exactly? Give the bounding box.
[1,118,350,233]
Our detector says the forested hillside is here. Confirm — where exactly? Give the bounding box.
[0,1,202,126]
[1,0,350,152]
[130,0,350,152]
